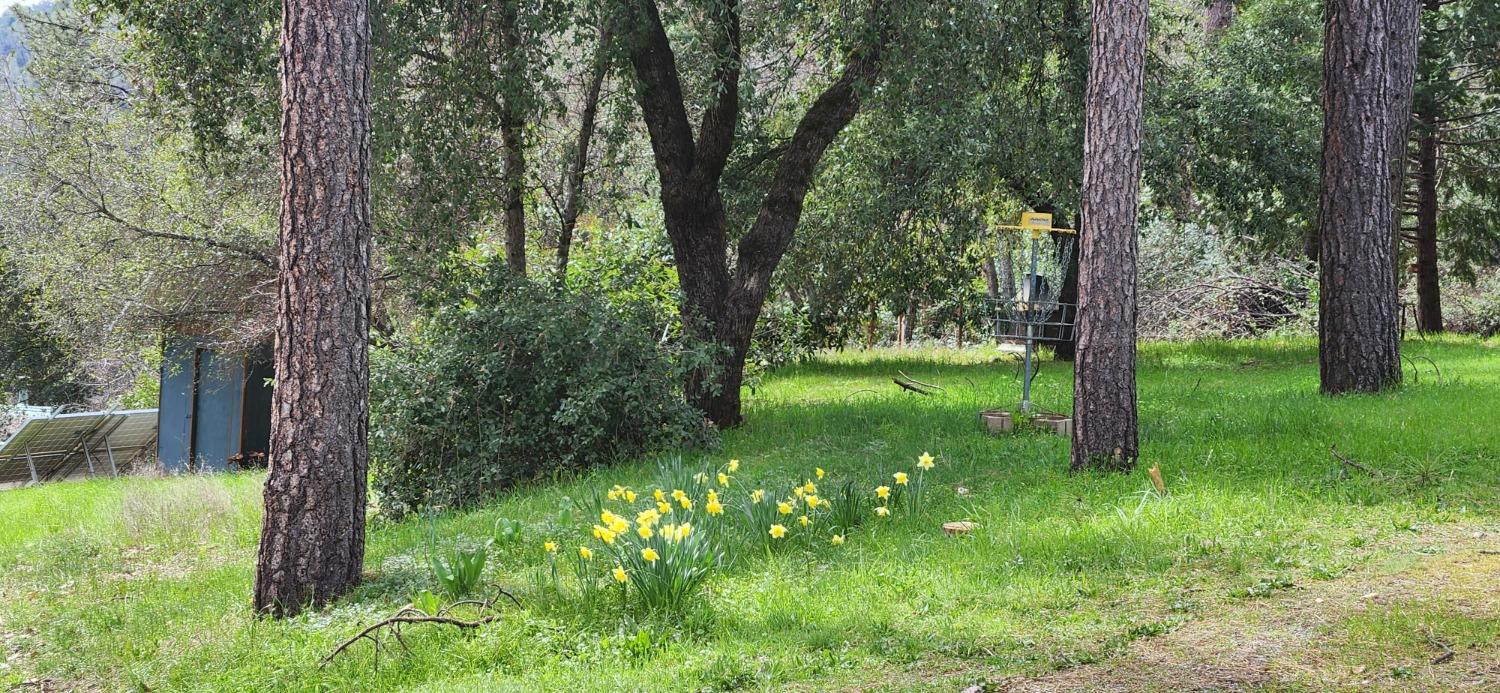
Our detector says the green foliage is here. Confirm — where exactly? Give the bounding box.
[408,589,442,615]
[825,479,866,534]
[1,341,1500,689]
[491,517,523,545]
[0,255,86,405]
[428,545,487,598]
[369,267,715,519]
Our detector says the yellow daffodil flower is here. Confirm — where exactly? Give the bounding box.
[657,501,672,515]
[679,497,693,510]
[876,485,891,499]
[637,525,654,539]
[611,518,630,534]
[579,546,593,559]
[641,547,659,563]
[803,481,817,495]
[613,566,627,583]
[677,523,692,540]
[806,495,820,508]
[894,472,908,485]
[751,489,766,503]
[918,452,935,470]
[654,488,666,502]
[769,524,788,539]
[636,508,660,526]
[624,490,637,502]
[798,515,810,527]
[718,472,730,486]
[793,487,805,498]
[727,459,740,472]
[706,499,724,515]
[876,506,890,517]
[778,501,794,515]
[544,541,558,553]
[831,534,845,545]
[671,489,687,502]
[815,467,825,479]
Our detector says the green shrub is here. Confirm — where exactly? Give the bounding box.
[370,270,715,519]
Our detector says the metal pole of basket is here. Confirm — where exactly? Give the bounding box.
[1022,231,1040,413]
[992,212,1078,419]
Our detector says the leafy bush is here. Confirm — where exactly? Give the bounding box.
[370,270,715,519]
[1445,268,1500,337]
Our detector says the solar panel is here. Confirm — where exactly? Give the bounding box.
[0,409,159,487]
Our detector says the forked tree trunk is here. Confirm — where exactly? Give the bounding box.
[1317,0,1419,393]
[625,0,892,427]
[1412,113,1443,333]
[254,0,371,617]
[1071,0,1147,473]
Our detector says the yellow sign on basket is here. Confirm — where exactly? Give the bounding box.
[1020,212,1053,229]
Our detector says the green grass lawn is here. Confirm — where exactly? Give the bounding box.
[1,337,1497,691]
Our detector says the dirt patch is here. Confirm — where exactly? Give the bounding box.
[992,524,1500,692]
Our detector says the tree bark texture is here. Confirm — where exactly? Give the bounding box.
[556,22,613,279]
[624,0,891,427]
[1071,0,1147,473]
[255,0,372,617]
[1412,112,1443,333]
[498,0,527,276]
[1317,0,1419,393]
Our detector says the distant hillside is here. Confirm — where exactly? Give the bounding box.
[2,2,60,70]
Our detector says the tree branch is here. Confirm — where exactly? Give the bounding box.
[732,0,895,298]
[624,0,697,184]
[693,0,742,185]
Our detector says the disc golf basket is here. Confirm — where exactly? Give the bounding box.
[988,212,1077,414]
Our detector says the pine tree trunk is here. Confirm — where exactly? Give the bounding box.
[1051,222,1081,361]
[1071,0,1147,473]
[255,0,371,617]
[1317,0,1419,394]
[1413,115,1443,333]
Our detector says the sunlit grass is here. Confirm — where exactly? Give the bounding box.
[0,336,1494,691]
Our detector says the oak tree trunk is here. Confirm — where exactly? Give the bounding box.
[1071,0,1147,473]
[625,0,892,427]
[556,22,613,279]
[254,0,372,617]
[499,0,527,276]
[1317,0,1419,393]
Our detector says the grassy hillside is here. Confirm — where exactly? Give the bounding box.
[0,337,1496,691]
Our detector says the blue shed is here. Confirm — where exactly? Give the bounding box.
[157,339,274,472]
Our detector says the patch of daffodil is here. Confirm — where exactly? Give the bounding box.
[553,454,943,612]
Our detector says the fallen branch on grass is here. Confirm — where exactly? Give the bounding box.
[321,589,522,667]
[897,371,945,392]
[1330,445,1386,480]
[1425,627,1456,665]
